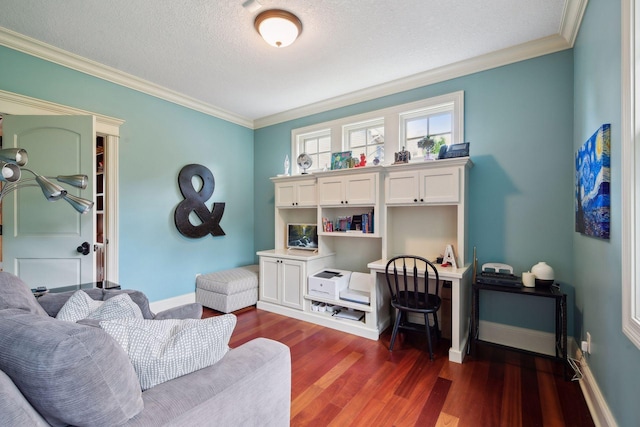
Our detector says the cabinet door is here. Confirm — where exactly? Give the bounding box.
[259,257,280,304]
[344,173,377,205]
[275,182,297,207]
[317,177,345,205]
[385,171,420,204]
[420,168,460,203]
[296,181,317,207]
[281,259,305,310]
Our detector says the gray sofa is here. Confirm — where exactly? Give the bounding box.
[0,273,291,426]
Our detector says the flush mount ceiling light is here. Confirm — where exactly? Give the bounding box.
[254,9,302,48]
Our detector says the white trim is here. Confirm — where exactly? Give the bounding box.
[0,1,587,130]
[290,91,464,168]
[105,135,119,283]
[560,0,589,47]
[621,0,640,350]
[478,320,557,356]
[255,34,572,128]
[574,347,618,427]
[0,27,253,130]
[0,89,123,135]
[149,292,197,315]
[0,89,121,285]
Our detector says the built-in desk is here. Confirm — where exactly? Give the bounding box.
[367,259,473,363]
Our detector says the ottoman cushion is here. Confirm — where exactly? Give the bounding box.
[196,265,259,295]
[196,265,259,313]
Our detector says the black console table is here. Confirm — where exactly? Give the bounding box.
[44,280,121,294]
[471,282,568,379]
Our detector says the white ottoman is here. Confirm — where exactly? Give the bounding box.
[196,265,259,313]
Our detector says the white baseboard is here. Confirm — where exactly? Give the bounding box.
[573,347,618,427]
[149,292,196,314]
[478,320,556,355]
[480,321,615,426]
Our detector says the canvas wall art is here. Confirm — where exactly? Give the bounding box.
[575,124,611,239]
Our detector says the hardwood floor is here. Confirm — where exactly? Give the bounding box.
[203,307,594,427]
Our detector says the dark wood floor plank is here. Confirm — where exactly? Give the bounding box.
[203,307,594,427]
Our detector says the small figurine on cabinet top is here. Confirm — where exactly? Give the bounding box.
[393,147,411,164]
[354,152,366,167]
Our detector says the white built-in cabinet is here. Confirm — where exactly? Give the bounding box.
[275,176,317,207]
[257,158,473,350]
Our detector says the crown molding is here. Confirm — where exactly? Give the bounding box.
[0,27,254,129]
[254,34,572,128]
[0,0,586,131]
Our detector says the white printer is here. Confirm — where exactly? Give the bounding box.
[308,269,351,299]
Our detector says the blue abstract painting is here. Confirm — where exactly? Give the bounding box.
[575,124,611,239]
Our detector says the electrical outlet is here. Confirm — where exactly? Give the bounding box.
[587,332,591,354]
[581,340,589,353]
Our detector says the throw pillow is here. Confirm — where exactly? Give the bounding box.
[56,290,143,322]
[0,309,143,427]
[100,314,236,390]
[0,272,48,316]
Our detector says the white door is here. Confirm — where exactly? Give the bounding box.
[2,115,95,288]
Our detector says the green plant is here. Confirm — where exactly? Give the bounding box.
[417,136,446,154]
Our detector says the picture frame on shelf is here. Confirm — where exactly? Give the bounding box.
[331,151,352,170]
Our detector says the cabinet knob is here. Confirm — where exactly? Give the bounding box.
[420,199,424,202]
[341,201,344,204]
[344,201,348,204]
[414,198,418,202]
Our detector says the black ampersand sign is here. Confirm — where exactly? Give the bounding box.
[174,164,226,238]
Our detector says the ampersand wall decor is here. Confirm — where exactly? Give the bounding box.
[174,164,226,238]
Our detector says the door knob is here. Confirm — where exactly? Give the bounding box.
[76,242,90,256]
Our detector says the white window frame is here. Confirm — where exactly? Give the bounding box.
[343,117,385,160]
[294,128,331,173]
[622,0,640,349]
[290,91,464,172]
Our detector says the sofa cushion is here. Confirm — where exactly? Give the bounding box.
[0,370,49,426]
[0,272,48,316]
[100,314,236,390]
[0,309,143,427]
[56,290,143,322]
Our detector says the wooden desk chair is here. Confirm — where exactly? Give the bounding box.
[385,255,441,360]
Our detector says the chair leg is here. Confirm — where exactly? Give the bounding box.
[432,312,441,341]
[424,313,434,360]
[389,310,403,351]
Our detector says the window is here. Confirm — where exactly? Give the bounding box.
[344,119,385,164]
[295,129,331,173]
[291,91,463,171]
[622,0,640,349]
[401,110,453,160]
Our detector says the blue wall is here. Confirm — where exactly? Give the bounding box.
[0,46,255,302]
[255,51,575,334]
[574,0,639,425]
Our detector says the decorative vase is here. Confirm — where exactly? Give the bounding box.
[531,262,554,287]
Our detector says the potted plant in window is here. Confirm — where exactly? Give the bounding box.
[417,136,445,160]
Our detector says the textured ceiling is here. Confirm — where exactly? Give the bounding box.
[0,0,571,124]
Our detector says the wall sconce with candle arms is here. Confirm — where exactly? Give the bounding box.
[0,148,94,214]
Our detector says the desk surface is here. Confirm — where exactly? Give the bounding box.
[367,258,471,279]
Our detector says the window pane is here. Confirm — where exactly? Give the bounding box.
[319,136,331,152]
[370,126,384,145]
[429,113,452,135]
[304,138,318,153]
[406,117,428,140]
[318,152,332,170]
[350,129,366,148]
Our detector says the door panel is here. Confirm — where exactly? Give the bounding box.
[2,115,95,287]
